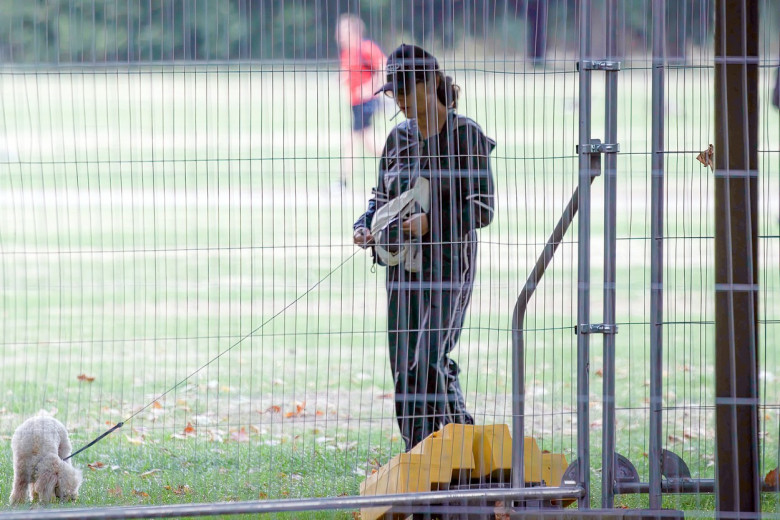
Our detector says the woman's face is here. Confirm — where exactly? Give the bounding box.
[390,75,438,121]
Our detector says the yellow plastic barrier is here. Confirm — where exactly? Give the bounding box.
[360,425,572,519]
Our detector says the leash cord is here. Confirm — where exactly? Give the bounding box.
[66,250,360,459]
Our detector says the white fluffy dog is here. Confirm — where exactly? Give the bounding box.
[9,416,83,504]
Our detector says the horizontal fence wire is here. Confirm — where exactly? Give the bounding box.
[0,0,778,518]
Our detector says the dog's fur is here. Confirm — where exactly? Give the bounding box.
[9,416,83,505]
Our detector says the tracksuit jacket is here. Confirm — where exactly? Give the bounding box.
[354,109,496,451]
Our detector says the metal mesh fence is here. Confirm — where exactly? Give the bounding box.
[0,1,777,518]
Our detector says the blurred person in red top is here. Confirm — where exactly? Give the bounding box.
[335,14,386,188]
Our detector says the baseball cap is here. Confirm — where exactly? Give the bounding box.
[374,44,440,96]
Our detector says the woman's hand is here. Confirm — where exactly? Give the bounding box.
[354,227,374,248]
[402,213,429,237]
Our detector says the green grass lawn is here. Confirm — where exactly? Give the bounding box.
[0,60,778,517]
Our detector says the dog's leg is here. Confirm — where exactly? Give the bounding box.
[9,473,29,505]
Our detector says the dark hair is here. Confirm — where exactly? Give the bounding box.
[435,71,460,109]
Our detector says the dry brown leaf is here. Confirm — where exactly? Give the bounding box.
[108,486,122,497]
[258,492,268,499]
[595,369,603,377]
[183,422,196,436]
[164,485,192,495]
[696,144,714,171]
[125,435,145,446]
[667,434,683,444]
[284,401,307,419]
[494,500,511,520]
[230,427,250,443]
[263,405,282,414]
[152,401,163,409]
[765,467,779,487]
[315,410,325,416]
[87,461,105,471]
[131,490,149,498]
[77,374,95,383]
[139,469,162,478]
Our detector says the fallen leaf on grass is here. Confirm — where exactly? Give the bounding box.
[229,428,250,443]
[108,486,122,497]
[131,490,149,498]
[667,435,683,444]
[261,405,282,414]
[139,469,162,478]
[284,401,307,418]
[164,485,192,495]
[87,461,105,471]
[766,467,779,487]
[258,492,268,499]
[494,501,511,520]
[595,369,603,377]
[77,374,95,383]
[152,401,163,409]
[183,422,196,436]
[125,435,145,446]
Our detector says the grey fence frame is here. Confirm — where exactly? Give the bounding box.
[0,0,770,518]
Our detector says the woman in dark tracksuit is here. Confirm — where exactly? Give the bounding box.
[353,44,496,451]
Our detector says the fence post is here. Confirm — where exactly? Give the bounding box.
[714,0,760,514]
[577,0,593,509]
[649,0,666,511]
[601,0,620,508]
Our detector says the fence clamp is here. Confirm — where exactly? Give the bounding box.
[574,323,618,335]
[576,143,620,154]
[577,60,622,71]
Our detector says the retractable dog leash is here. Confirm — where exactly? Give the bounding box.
[66,250,359,459]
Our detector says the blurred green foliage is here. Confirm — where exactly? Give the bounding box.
[0,0,777,63]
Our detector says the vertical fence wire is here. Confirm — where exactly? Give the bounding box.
[0,1,777,518]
